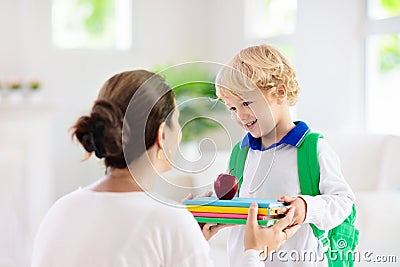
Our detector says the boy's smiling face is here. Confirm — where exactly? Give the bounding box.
[220,88,280,141]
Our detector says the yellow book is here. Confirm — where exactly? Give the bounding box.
[186,205,279,216]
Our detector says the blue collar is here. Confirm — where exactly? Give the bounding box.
[240,121,310,151]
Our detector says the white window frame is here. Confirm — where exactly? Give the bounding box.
[364,1,400,134]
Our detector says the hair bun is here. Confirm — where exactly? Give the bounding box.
[81,121,107,159]
[72,99,123,161]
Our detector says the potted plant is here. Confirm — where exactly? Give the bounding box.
[7,80,24,102]
[28,79,43,102]
[29,80,41,91]
[9,80,22,91]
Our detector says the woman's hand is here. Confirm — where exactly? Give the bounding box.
[244,202,301,254]
[182,191,232,241]
[201,223,234,241]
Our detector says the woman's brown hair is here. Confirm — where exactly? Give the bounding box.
[71,70,176,169]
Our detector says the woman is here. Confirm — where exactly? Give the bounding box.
[31,70,300,267]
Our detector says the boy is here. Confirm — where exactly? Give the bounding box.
[215,44,355,266]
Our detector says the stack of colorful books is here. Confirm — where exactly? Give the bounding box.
[184,196,285,226]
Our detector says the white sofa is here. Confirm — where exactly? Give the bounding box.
[154,133,400,266]
[324,133,400,266]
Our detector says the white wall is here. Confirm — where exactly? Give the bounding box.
[294,0,365,133]
[0,0,26,77]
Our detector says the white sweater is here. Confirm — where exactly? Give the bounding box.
[31,188,264,267]
[227,139,355,267]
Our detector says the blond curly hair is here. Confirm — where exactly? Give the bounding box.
[215,44,300,106]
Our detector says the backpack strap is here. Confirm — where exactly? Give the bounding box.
[229,142,249,195]
[297,132,322,196]
[297,132,330,250]
[299,132,360,265]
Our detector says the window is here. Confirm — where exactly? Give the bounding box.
[365,0,400,134]
[52,0,132,49]
[244,0,297,40]
[367,0,400,19]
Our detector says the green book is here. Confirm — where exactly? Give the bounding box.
[194,216,279,226]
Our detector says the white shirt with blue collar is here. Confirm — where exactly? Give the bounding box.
[228,121,355,267]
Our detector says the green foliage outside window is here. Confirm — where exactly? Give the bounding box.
[77,0,114,37]
[378,0,400,72]
[381,0,400,15]
[378,35,400,72]
[153,65,221,143]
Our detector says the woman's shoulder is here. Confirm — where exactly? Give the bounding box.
[147,196,196,225]
[49,188,87,208]
[34,188,89,230]
[46,188,197,229]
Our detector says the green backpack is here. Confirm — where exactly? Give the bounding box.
[229,131,359,266]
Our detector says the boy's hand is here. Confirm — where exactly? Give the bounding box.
[277,196,307,226]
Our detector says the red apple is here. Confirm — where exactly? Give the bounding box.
[214,173,239,200]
